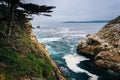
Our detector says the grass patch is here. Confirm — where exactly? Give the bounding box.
[0,48,55,80]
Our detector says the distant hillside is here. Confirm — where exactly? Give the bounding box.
[63,20,110,23]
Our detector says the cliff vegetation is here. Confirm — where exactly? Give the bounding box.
[0,0,66,80]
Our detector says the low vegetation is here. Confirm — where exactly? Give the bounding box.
[0,48,54,80]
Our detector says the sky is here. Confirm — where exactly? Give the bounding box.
[25,0,120,25]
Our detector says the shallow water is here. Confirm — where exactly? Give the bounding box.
[33,22,120,80]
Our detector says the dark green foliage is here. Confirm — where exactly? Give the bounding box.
[19,3,55,15]
[0,0,55,36]
[0,0,55,19]
[0,48,54,80]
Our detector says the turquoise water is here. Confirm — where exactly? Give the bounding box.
[33,22,120,80]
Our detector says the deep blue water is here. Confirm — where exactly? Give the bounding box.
[33,22,120,80]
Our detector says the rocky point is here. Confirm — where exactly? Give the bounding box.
[77,16,120,73]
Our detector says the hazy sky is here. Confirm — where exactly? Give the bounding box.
[25,0,120,24]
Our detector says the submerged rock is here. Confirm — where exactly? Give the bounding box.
[77,16,120,73]
[36,25,41,28]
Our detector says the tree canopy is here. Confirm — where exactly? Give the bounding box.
[0,0,55,37]
[0,0,55,21]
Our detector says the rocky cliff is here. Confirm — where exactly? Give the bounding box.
[77,16,120,73]
[0,20,66,80]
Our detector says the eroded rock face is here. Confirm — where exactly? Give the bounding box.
[77,16,120,73]
[94,48,120,72]
[77,34,113,57]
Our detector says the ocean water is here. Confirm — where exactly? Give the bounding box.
[33,22,120,80]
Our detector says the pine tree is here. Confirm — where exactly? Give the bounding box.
[0,0,55,37]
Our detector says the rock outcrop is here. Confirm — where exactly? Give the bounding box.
[77,16,120,73]
[0,20,66,80]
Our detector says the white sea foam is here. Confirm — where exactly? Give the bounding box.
[63,54,89,73]
[45,45,52,50]
[63,54,98,80]
[62,33,87,38]
[71,34,87,38]
[55,28,87,38]
[57,28,70,34]
[33,29,40,32]
[38,37,61,43]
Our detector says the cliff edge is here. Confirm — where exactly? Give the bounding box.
[0,20,66,80]
[77,16,120,73]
